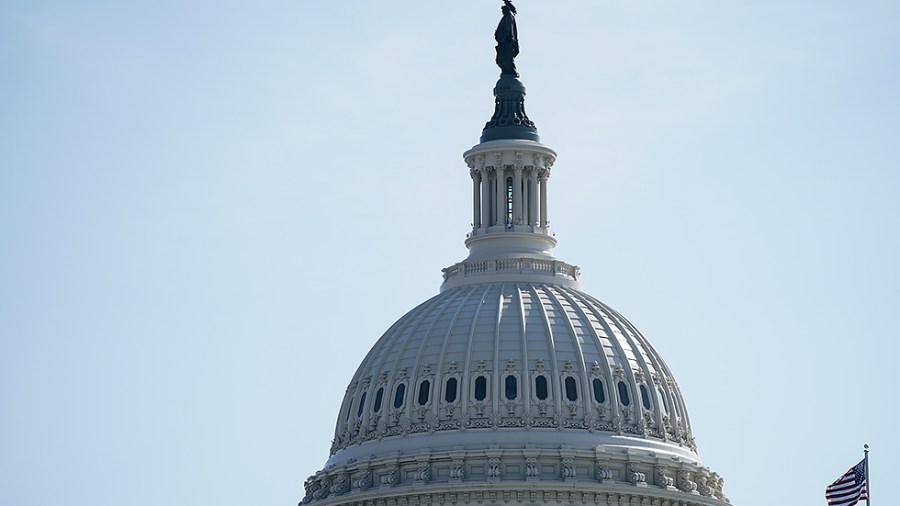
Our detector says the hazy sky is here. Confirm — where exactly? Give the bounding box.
[1,1,898,505]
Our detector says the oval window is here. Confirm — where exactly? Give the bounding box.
[445,377,458,403]
[565,377,578,402]
[535,375,549,400]
[656,387,667,415]
[640,385,651,410]
[474,376,488,401]
[357,391,367,417]
[505,375,518,400]
[417,380,431,406]
[373,387,384,413]
[393,383,406,409]
[617,381,631,406]
[592,378,605,403]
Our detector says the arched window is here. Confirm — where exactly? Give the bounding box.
[357,391,367,417]
[592,378,606,403]
[565,377,578,402]
[417,380,431,406]
[445,377,458,403]
[505,375,518,400]
[373,387,384,413]
[393,383,406,409]
[617,381,631,406]
[640,385,652,410]
[534,375,549,400]
[474,376,488,401]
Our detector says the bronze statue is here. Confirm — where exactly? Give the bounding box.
[495,0,519,76]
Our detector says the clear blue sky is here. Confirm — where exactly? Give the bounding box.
[1,1,898,505]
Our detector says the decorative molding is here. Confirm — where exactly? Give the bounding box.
[303,447,727,506]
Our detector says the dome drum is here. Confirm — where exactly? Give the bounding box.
[302,445,729,506]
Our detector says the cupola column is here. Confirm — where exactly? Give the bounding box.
[539,170,549,227]
[512,164,523,225]
[481,167,493,227]
[528,168,539,226]
[496,165,507,227]
[471,169,482,229]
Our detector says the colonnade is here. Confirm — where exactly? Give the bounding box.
[470,165,549,230]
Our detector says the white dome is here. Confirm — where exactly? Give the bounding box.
[330,282,696,465]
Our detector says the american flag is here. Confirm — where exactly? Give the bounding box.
[826,460,868,506]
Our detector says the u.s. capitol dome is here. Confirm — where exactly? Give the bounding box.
[300,4,729,506]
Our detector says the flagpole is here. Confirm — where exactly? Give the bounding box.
[864,444,870,506]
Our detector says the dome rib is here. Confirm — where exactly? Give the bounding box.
[335,301,424,441]
[460,284,494,426]
[530,285,563,414]
[543,286,593,417]
[555,287,619,422]
[577,289,642,426]
[603,298,677,432]
[606,302,694,433]
[599,296,663,429]
[431,285,480,420]
[406,287,464,423]
[514,285,530,415]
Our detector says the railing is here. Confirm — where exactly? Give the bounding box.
[441,257,581,283]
